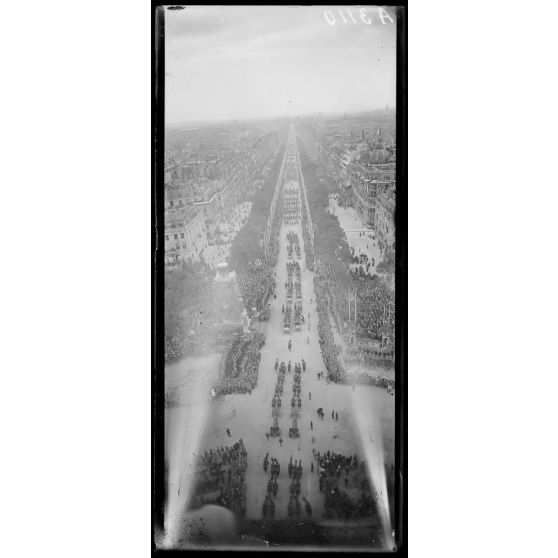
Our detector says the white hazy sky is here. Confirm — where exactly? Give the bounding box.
[165,5,396,124]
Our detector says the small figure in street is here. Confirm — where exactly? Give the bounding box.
[279,437,283,447]
[303,497,312,518]
[309,391,311,400]
[288,339,292,351]
[282,305,285,314]
[226,428,231,437]
[275,359,279,371]
[335,412,338,421]
[302,359,306,371]
[331,410,335,420]
[310,420,313,431]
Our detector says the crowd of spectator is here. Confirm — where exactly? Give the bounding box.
[190,440,248,517]
[351,273,395,345]
[237,260,275,315]
[164,261,214,363]
[165,331,196,364]
[350,246,375,271]
[211,202,252,249]
[314,450,376,519]
[213,332,265,396]
[164,321,216,364]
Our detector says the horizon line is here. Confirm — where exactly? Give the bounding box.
[165,107,395,129]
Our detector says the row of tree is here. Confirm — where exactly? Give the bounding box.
[229,141,286,311]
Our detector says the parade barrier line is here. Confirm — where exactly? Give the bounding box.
[314,276,347,384]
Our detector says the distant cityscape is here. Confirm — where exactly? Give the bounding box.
[163,110,396,268]
[303,111,396,256]
[163,123,281,265]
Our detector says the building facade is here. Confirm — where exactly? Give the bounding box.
[163,128,281,266]
[318,128,396,254]
[164,206,208,266]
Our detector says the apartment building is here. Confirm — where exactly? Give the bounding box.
[164,206,208,266]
